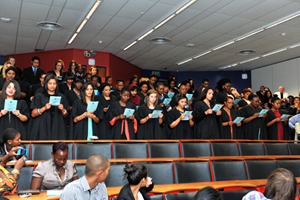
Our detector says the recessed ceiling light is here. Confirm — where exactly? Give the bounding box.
[1,17,11,23]
[186,43,195,47]
[237,49,257,56]
[37,21,62,31]
[150,37,171,45]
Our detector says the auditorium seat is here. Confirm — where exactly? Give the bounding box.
[113,143,148,158]
[112,195,163,200]
[277,160,300,177]
[246,160,277,179]
[31,143,73,160]
[105,164,127,187]
[219,189,254,200]
[76,164,85,178]
[13,167,34,191]
[212,161,247,181]
[211,142,240,156]
[239,142,265,156]
[287,143,300,155]
[165,192,196,200]
[144,163,175,184]
[74,143,112,159]
[181,142,211,157]
[148,143,180,158]
[264,143,290,155]
[174,162,212,183]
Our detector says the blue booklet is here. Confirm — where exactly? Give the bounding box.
[182,111,192,121]
[163,98,172,105]
[135,106,139,110]
[124,108,135,118]
[110,90,114,92]
[212,104,223,112]
[233,98,241,104]
[57,76,62,81]
[233,117,244,124]
[49,96,61,106]
[4,99,17,112]
[94,90,99,95]
[186,94,193,100]
[281,114,290,121]
[167,92,174,98]
[258,109,268,117]
[152,110,162,118]
[87,101,99,112]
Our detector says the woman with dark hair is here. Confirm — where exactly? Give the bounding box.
[239,94,267,140]
[221,96,241,139]
[136,89,165,139]
[59,71,75,95]
[128,75,138,86]
[138,81,149,102]
[191,86,206,110]
[48,59,64,82]
[31,142,78,191]
[168,78,178,95]
[148,74,157,90]
[193,87,222,139]
[64,76,84,110]
[75,64,84,78]
[29,75,70,140]
[238,89,252,110]
[289,97,300,115]
[263,90,272,108]
[67,60,76,74]
[129,84,143,107]
[188,78,195,94]
[214,78,233,105]
[117,163,153,200]
[0,128,26,161]
[167,94,194,139]
[107,87,137,140]
[0,80,29,139]
[69,82,103,140]
[265,97,290,140]
[193,186,222,200]
[89,66,101,86]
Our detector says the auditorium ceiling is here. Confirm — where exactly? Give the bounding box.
[1,0,300,71]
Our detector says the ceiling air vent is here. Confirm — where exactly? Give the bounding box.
[150,37,171,45]
[37,21,63,31]
[238,49,256,55]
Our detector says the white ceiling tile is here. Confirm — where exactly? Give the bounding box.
[21,1,49,21]
[64,0,94,12]
[52,0,67,7]
[16,37,36,49]
[49,30,71,42]
[57,9,85,28]
[148,24,177,38]
[23,0,52,5]
[96,0,128,16]
[18,25,41,39]
[123,20,154,35]
[259,2,300,22]
[0,0,21,19]
[0,44,15,55]
[210,17,252,34]
[0,34,16,46]
[46,6,63,22]
[191,0,224,11]
[171,28,203,42]
[84,14,113,31]
[227,20,267,36]
[139,2,178,22]
[103,17,135,33]
[45,41,66,51]
[190,13,233,31]
[116,0,156,19]
[217,0,262,16]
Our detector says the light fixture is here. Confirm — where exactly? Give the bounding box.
[123,0,198,51]
[1,17,11,23]
[37,21,63,31]
[239,57,260,64]
[68,0,102,45]
[266,13,300,29]
[261,48,287,57]
[212,41,235,51]
[177,58,192,65]
[289,43,300,49]
[235,29,264,41]
[193,50,211,59]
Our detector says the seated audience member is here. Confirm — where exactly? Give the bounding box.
[31,142,78,191]
[193,186,222,200]
[59,72,75,95]
[289,97,300,115]
[0,80,29,139]
[28,72,46,101]
[0,128,26,161]
[48,59,64,83]
[148,74,158,90]
[0,147,25,195]
[256,85,266,102]
[75,64,84,78]
[243,168,297,200]
[117,163,153,200]
[214,78,232,105]
[22,56,45,86]
[274,86,288,101]
[85,73,92,83]
[60,155,110,200]
[111,78,125,100]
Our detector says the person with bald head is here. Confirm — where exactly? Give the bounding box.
[60,154,110,200]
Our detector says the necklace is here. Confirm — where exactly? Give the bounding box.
[56,167,62,175]
[73,88,80,97]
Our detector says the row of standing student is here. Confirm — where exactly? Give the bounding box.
[0,74,293,140]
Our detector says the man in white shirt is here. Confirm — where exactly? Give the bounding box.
[274,86,288,101]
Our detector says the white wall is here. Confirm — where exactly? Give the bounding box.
[251,58,300,96]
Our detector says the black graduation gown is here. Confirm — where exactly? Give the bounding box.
[69,99,104,140]
[28,92,70,140]
[220,108,241,139]
[166,108,193,139]
[193,101,221,139]
[288,106,300,115]
[111,90,121,101]
[98,94,117,139]
[0,79,28,100]
[137,91,146,103]
[107,101,136,140]
[136,104,165,139]
[64,90,80,129]
[59,83,75,95]
[0,99,30,140]
[47,70,63,83]
[238,99,248,108]
[265,110,290,140]
[239,105,267,140]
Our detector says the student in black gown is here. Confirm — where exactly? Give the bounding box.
[167,94,194,139]
[59,72,75,95]
[170,81,188,109]
[28,73,46,102]
[105,76,115,91]
[98,82,117,139]
[148,74,157,90]
[62,60,76,80]
[70,82,103,140]
[136,89,165,139]
[111,78,125,101]
[193,87,222,139]
[239,94,267,140]
[168,78,178,95]
[128,76,138,86]
[0,80,30,140]
[137,81,149,103]
[221,96,241,139]
[107,87,137,140]
[214,78,233,105]
[237,89,251,110]
[289,97,300,115]
[47,59,64,83]
[265,97,290,140]
[191,86,206,110]
[85,73,92,83]
[29,75,69,140]
[91,75,100,93]
[129,84,144,107]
